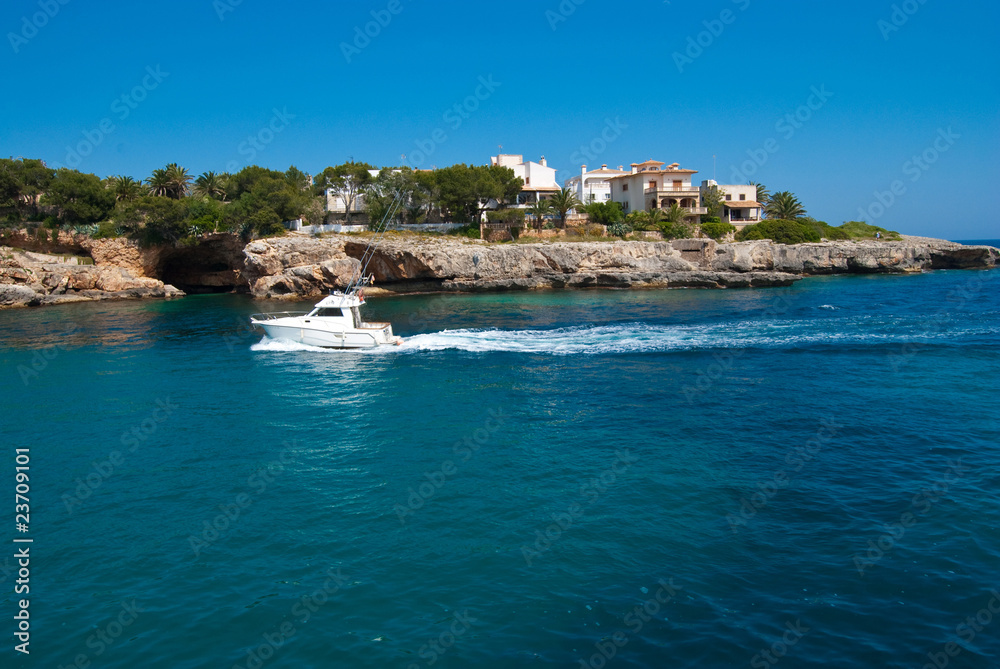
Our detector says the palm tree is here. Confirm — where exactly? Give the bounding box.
[110,175,144,202]
[649,207,667,227]
[193,171,225,200]
[664,203,689,224]
[548,188,582,229]
[527,199,552,230]
[147,168,171,197]
[164,163,191,199]
[749,181,770,206]
[765,191,806,220]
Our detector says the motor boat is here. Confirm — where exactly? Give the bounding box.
[249,190,408,350]
[251,291,402,349]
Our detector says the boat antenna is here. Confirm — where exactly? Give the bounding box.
[344,189,406,296]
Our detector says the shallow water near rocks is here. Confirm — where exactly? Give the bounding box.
[1,267,999,668]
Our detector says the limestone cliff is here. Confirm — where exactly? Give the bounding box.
[3,230,996,307]
[240,235,997,298]
[0,247,184,308]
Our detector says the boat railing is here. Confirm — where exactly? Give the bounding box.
[250,312,310,321]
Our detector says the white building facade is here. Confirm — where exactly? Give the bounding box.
[490,154,561,205]
[565,164,629,204]
[700,180,762,227]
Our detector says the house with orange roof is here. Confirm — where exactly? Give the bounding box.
[607,160,707,216]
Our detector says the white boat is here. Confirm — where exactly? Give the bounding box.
[250,190,407,349]
[251,291,402,349]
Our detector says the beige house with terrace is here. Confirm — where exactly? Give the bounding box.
[607,160,708,216]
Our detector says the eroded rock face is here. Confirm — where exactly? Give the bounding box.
[81,237,161,276]
[710,239,998,274]
[0,246,184,309]
[240,234,997,298]
[241,237,361,298]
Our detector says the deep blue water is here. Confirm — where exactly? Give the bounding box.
[2,265,999,668]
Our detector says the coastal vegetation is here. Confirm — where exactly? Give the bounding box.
[699,217,736,241]
[736,218,900,244]
[765,191,807,220]
[1,156,900,249]
[548,188,583,229]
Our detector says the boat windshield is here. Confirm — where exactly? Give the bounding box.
[315,308,346,317]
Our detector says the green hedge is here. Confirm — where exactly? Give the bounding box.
[736,219,821,244]
[700,220,735,240]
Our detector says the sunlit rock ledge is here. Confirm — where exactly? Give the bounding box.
[240,235,998,299]
[2,232,996,307]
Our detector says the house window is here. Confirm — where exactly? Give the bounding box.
[673,180,682,190]
[649,181,657,190]
[604,193,610,200]
[623,184,628,192]
[739,194,746,200]
[725,194,731,200]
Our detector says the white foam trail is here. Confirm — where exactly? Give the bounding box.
[399,323,738,355]
[394,318,994,355]
[250,336,329,353]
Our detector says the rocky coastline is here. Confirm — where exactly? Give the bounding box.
[239,234,999,299]
[1,230,997,308]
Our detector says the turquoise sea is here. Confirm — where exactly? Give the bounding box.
[2,252,999,668]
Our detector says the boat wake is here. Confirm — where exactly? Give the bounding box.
[394,317,994,356]
[250,317,995,357]
[399,323,699,355]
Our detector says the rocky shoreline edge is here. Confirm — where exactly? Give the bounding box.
[1,231,997,309]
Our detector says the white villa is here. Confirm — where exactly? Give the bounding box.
[701,180,762,227]
[607,160,708,216]
[565,164,629,204]
[490,154,561,205]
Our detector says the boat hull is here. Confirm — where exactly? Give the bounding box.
[252,318,400,349]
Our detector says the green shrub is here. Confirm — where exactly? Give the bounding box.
[797,217,848,240]
[582,201,624,225]
[92,220,120,239]
[625,211,652,231]
[258,222,287,238]
[701,215,722,225]
[839,220,900,240]
[607,222,633,238]
[735,219,821,244]
[700,220,735,240]
[449,223,481,239]
[657,221,693,240]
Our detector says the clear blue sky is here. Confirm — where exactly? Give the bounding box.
[2,0,997,238]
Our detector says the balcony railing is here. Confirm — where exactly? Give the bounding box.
[644,187,700,195]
